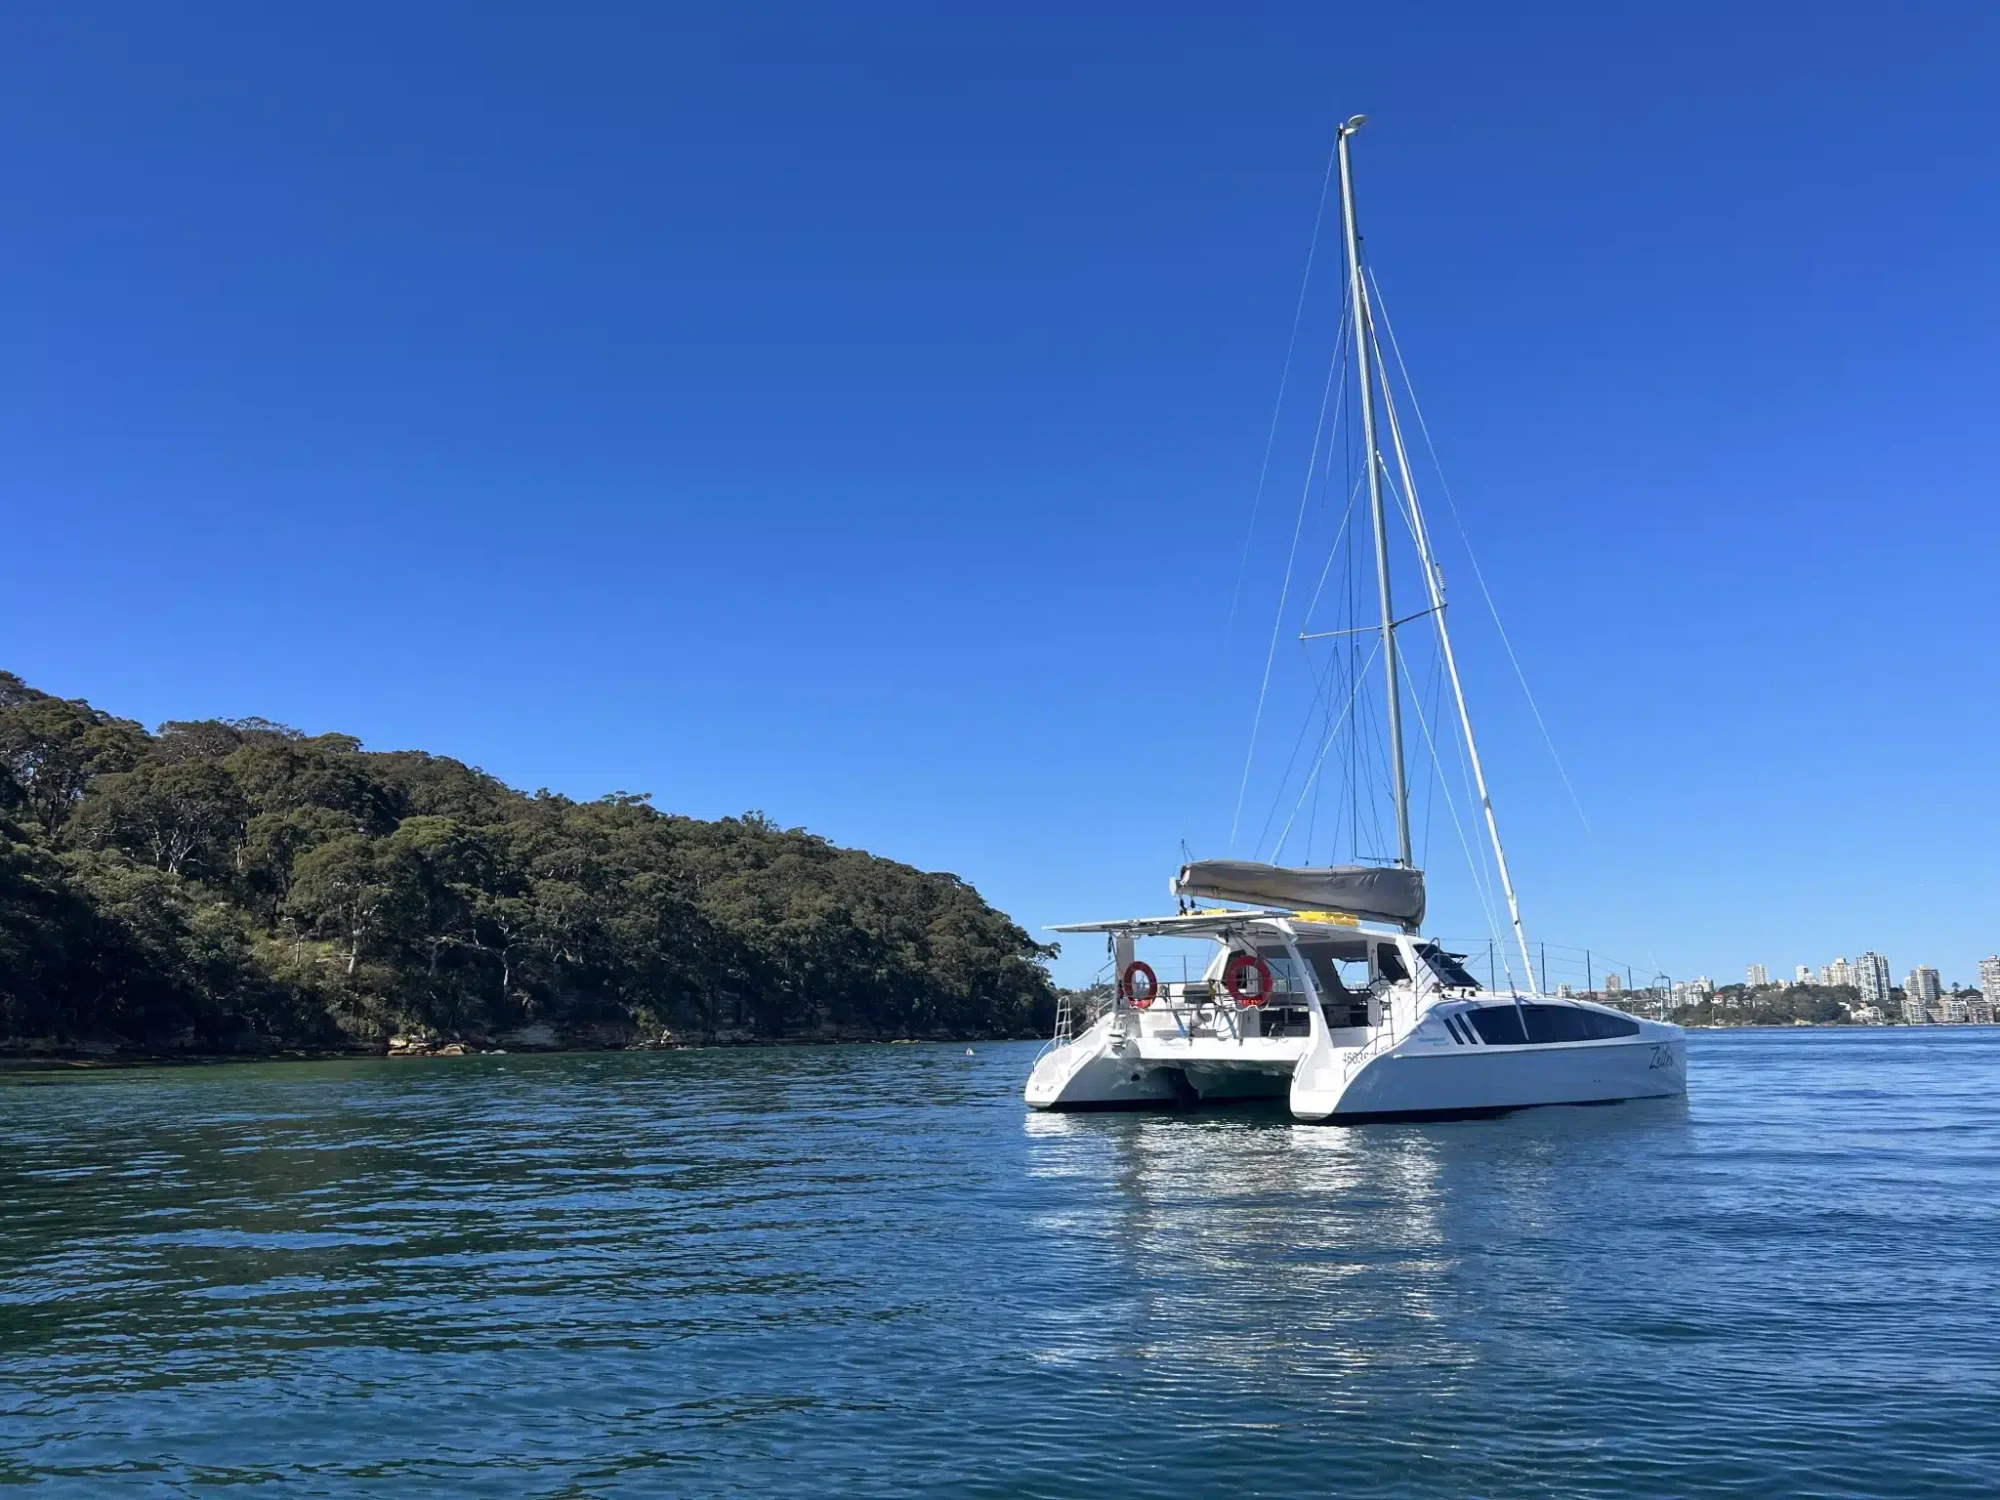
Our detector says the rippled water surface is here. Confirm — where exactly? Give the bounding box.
[4,1030,1999,1496]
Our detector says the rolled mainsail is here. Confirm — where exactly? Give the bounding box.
[1172,860,1425,928]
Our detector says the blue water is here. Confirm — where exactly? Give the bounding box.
[3,1029,1998,1496]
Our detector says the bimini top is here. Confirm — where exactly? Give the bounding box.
[1172,860,1425,929]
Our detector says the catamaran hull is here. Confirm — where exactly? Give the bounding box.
[1024,1021,1300,1111]
[1027,1022,1687,1121]
[1023,1041,1184,1110]
[1291,1034,1688,1123]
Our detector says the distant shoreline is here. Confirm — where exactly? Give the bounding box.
[10,1023,1995,1074]
[1680,1021,2000,1032]
[0,1033,1035,1072]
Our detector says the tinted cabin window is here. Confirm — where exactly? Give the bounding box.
[1465,1006,1526,1045]
[1306,953,1351,998]
[1569,1006,1639,1040]
[1465,1004,1640,1045]
[1416,943,1480,989]
[1376,946,1409,983]
[1296,953,1369,1027]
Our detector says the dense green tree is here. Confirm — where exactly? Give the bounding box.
[0,678,147,840]
[1672,982,1860,1028]
[0,672,1056,1053]
[82,758,249,878]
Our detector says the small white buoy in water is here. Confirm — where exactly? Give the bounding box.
[965,1047,975,1056]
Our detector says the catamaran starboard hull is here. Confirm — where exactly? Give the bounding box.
[1289,1032,1688,1123]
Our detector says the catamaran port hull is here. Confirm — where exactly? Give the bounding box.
[1023,1018,1308,1111]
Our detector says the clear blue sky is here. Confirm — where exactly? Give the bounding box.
[5,3,1997,989]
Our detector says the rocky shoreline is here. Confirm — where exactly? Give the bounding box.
[0,1023,1036,1068]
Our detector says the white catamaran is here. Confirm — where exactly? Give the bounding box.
[1026,116,1686,1122]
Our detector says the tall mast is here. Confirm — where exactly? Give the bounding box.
[1336,115,1413,875]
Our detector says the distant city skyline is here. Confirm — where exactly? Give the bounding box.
[1617,948,2000,1027]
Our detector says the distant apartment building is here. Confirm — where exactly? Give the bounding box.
[1895,962,1932,1025]
[1854,952,1892,1012]
[1669,977,1717,1008]
[1821,957,1854,988]
[1747,963,1769,987]
[1982,956,2000,1010]
[1795,964,1812,984]
[1603,973,1624,993]
[1906,966,1941,1010]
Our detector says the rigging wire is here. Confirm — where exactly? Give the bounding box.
[1367,268,1593,834]
[1270,639,1382,859]
[1252,644,1350,859]
[1439,631,1504,960]
[1228,321,1350,851]
[1299,469,1367,628]
[1398,649,1513,988]
[1418,644,1445,868]
[1258,399,1367,862]
[1222,132,1344,644]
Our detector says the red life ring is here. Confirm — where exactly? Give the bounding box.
[1119,960,1159,1009]
[1224,953,1275,1007]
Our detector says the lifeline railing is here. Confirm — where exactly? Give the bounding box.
[1338,972,1449,1079]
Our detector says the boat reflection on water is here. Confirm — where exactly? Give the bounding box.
[1019,1097,1691,1386]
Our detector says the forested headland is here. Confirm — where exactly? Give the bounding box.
[0,672,1057,1058]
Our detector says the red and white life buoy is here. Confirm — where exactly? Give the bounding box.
[1119,960,1159,1010]
[1224,952,1275,1007]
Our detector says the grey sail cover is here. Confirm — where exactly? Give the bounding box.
[1172,860,1425,927]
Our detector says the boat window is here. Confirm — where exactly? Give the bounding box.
[1375,945,1408,983]
[1464,1003,1641,1045]
[1415,943,1480,989]
[1259,957,1302,998]
[1306,952,1352,998]
[1528,1005,1641,1041]
[1464,1005,1526,1045]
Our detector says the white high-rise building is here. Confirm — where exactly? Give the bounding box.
[1604,973,1624,993]
[1981,956,2000,1009]
[1906,967,1941,1010]
[1747,964,1769,987]
[1854,952,1892,1011]
[1795,964,1812,984]
[1822,957,1855,988]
